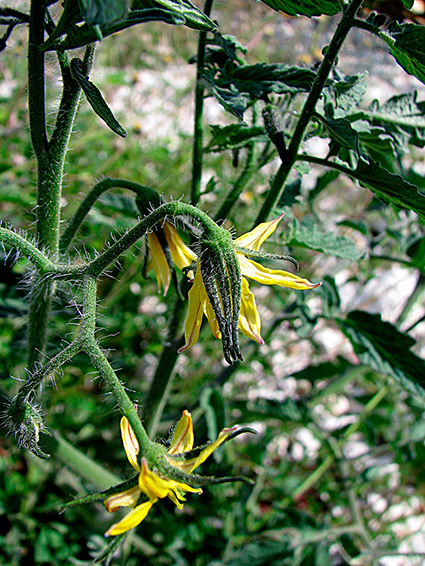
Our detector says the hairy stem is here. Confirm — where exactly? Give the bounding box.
[80,275,153,456]
[84,201,220,277]
[142,292,187,437]
[191,0,214,206]
[0,226,53,271]
[214,142,256,223]
[255,0,363,224]
[59,178,159,253]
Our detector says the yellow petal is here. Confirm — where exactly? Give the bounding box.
[104,485,141,512]
[105,499,156,536]
[203,291,222,339]
[139,458,172,499]
[120,417,140,472]
[238,277,264,344]
[234,213,284,251]
[168,410,195,455]
[163,222,197,270]
[147,232,171,295]
[186,427,237,473]
[139,458,201,505]
[178,264,205,353]
[238,254,321,290]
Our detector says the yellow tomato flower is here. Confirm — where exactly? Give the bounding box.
[104,411,236,536]
[178,214,320,354]
[147,221,196,295]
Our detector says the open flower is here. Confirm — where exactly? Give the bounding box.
[178,214,320,359]
[147,221,196,295]
[104,411,239,536]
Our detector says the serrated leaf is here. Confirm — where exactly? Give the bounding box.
[277,179,302,207]
[44,8,187,50]
[259,0,341,17]
[201,68,250,119]
[78,0,130,26]
[339,311,425,402]
[71,59,127,137]
[380,22,425,86]
[203,63,318,119]
[320,116,360,152]
[327,72,367,117]
[353,158,425,219]
[282,217,361,260]
[229,63,318,97]
[367,92,425,149]
[206,124,267,152]
[44,0,214,50]
[353,122,397,161]
[133,0,215,31]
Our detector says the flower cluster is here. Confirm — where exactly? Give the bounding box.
[104,411,242,536]
[179,213,320,360]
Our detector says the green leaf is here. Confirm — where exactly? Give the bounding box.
[319,116,360,152]
[133,0,216,30]
[277,179,302,207]
[44,0,214,50]
[380,22,425,86]
[203,64,318,119]
[206,124,267,152]
[329,72,367,117]
[282,217,362,260]
[229,63,318,97]
[78,0,130,26]
[367,92,425,149]
[339,311,425,402]
[70,59,127,138]
[353,122,397,161]
[353,158,425,219]
[259,0,341,17]
[202,68,250,119]
[44,8,187,50]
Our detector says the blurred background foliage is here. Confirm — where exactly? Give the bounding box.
[2,0,425,564]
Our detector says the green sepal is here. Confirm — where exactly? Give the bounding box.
[60,475,139,512]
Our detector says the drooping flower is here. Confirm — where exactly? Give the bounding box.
[104,411,241,536]
[147,221,196,295]
[178,214,320,360]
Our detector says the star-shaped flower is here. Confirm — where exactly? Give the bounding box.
[104,411,239,536]
[178,214,320,357]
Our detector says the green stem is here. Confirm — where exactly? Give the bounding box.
[42,432,121,490]
[191,0,213,206]
[59,178,159,253]
[254,0,363,224]
[12,339,82,407]
[214,142,256,223]
[79,275,153,457]
[84,201,220,277]
[0,226,53,271]
[142,292,187,437]
[27,32,93,369]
